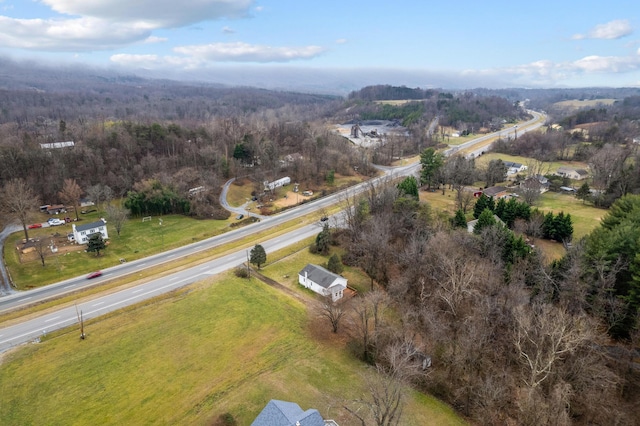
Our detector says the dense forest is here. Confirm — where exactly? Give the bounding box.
[335,182,640,425]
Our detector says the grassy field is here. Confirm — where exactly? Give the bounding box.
[260,243,373,295]
[419,186,605,260]
[552,99,618,111]
[0,270,466,426]
[473,152,590,176]
[5,211,235,290]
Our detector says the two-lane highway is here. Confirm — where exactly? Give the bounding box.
[0,110,545,352]
[0,222,321,352]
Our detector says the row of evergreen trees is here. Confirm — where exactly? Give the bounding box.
[471,194,573,242]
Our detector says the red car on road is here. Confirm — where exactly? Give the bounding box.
[28,223,42,229]
[86,271,103,279]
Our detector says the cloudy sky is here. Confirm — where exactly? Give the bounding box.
[0,0,638,89]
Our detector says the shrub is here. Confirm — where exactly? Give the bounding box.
[234,267,249,278]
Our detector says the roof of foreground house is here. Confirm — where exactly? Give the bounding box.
[299,264,345,289]
[251,400,326,426]
[74,219,106,233]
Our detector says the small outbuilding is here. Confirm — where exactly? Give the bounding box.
[298,264,347,302]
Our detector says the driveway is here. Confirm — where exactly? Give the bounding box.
[0,224,20,296]
[219,178,269,220]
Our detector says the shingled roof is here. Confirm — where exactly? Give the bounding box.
[299,264,343,289]
[251,400,325,426]
[74,219,106,233]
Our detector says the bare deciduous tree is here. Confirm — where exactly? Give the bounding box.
[320,297,345,333]
[514,303,592,390]
[59,178,82,221]
[105,204,130,237]
[0,178,38,241]
[344,365,405,426]
[32,237,51,267]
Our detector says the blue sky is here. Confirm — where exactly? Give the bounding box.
[0,0,638,89]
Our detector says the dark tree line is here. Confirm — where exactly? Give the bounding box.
[334,181,639,424]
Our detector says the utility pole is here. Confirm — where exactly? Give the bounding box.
[246,250,251,279]
[75,304,85,340]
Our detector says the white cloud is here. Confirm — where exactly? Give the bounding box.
[335,38,347,44]
[39,0,254,28]
[572,19,632,40]
[222,26,235,34]
[572,54,639,73]
[462,50,640,87]
[110,53,201,69]
[144,36,168,44]
[0,16,150,50]
[0,0,255,51]
[173,42,326,62]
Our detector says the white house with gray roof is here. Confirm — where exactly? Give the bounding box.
[298,264,347,302]
[72,219,108,244]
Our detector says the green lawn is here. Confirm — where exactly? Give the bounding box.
[5,212,234,289]
[537,191,604,239]
[0,272,466,426]
[420,186,605,260]
[260,242,373,295]
[474,152,590,175]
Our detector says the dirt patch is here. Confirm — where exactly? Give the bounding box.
[272,191,312,209]
[16,235,84,263]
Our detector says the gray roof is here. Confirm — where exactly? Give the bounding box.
[74,219,106,233]
[299,264,343,289]
[251,400,325,426]
[482,186,507,197]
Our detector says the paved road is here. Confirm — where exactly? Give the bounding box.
[0,114,543,352]
[219,178,269,220]
[444,110,545,158]
[0,224,20,296]
[0,224,322,353]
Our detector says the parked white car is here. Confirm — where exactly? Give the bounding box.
[47,218,64,226]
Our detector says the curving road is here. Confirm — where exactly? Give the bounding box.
[0,112,545,352]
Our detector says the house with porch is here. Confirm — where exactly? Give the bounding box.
[72,219,108,245]
[298,264,347,302]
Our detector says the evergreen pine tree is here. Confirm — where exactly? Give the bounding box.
[452,209,468,228]
[494,197,506,220]
[327,253,344,274]
[474,208,497,234]
[250,244,267,269]
[542,212,556,240]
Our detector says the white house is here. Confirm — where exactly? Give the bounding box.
[503,160,528,175]
[264,176,291,191]
[556,166,589,180]
[72,219,108,245]
[298,264,347,302]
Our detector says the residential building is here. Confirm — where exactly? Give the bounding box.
[298,264,347,302]
[72,219,108,245]
[264,176,291,191]
[556,166,589,180]
[482,186,510,199]
[252,399,338,426]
